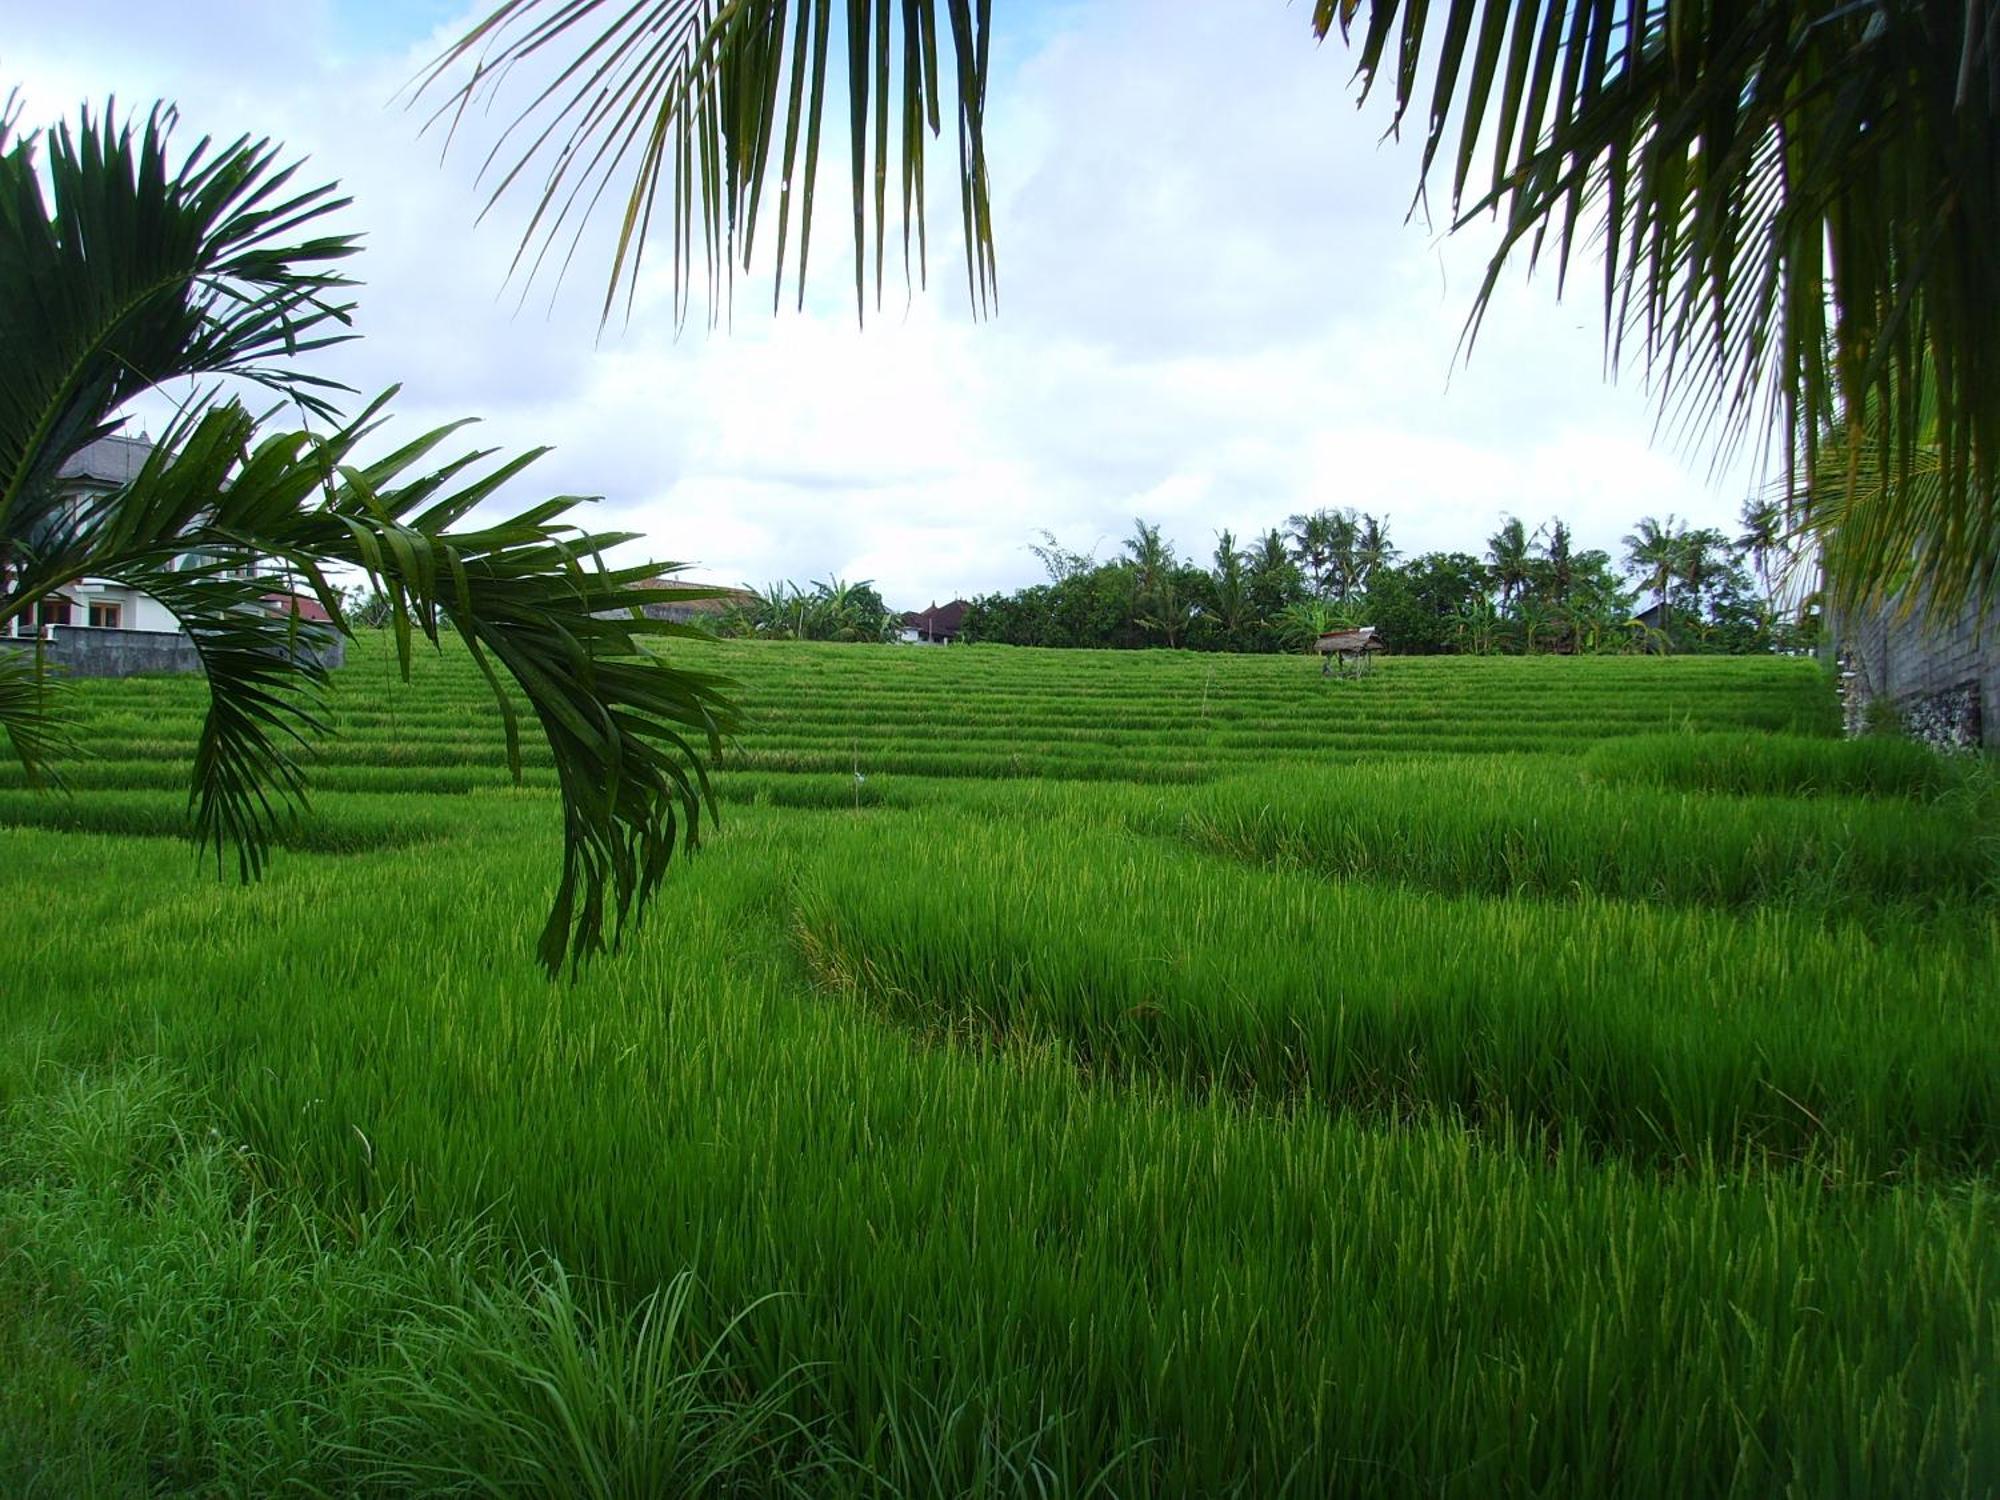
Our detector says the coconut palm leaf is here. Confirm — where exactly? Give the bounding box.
[1622,514,1682,629]
[0,646,73,788]
[428,1,2000,611]
[1322,0,1995,619]
[1800,375,1999,621]
[414,0,997,326]
[267,409,742,974]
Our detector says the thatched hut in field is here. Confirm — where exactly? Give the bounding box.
[1315,626,1384,675]
[1315,626,1384,656]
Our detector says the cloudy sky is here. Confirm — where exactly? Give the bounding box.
[13,1,1762,607]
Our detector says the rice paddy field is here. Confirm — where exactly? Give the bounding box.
[3,634,1996,1496]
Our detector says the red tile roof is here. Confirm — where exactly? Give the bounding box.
[264,591,333,623]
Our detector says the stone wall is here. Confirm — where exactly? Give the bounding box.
[2,625,345,679]
[1833,592,1999,750]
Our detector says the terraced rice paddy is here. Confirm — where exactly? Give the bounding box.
[2,634,1995,1496]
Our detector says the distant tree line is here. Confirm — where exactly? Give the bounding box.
[963,504,1814,656]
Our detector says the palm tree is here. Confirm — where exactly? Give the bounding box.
[1623,516,1683,637]
[1515,594,1551,655]
[1566,569,1636,656]
[739,580,804,638]
[1285,511,1338,599]
[422,1,1999,614]
[1135,572,1198,649]
[1288,509,1362,600]
[1123,519,1172,593]
[0,103,736,974]
[1734,499,1784,609]
[1486,517,1531,610]
[1673,529,1731,625]
[1120,517,1176,637]
[1454,594,1500,656]
[1245,528,1303,639]
[1537,520,1575,604]
[1528,519,1579,650]
[1324,510,1362,601]
[1247,529,1293,580]
[1352,513,1397,597]
[1274,597,1355,653]
[809,577,896,642]
[1208,531,1255,646]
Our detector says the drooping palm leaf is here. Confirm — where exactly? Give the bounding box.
[1796,374,2000,623]
[0,645,73,788]
[11,388,740,970]
[412,0,997,326]
[1322,0,1995,620]
[426,1,2000,614]
[1,100,741,973]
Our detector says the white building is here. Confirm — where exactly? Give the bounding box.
[5,435,187,636]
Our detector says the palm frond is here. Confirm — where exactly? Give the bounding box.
[1795,374,2000,622]
[423,3,1994,608]
[1,97,741,974]
[61,412,337,879]
[0,643,74,788]
[413,0,996,327]
[207,395,743,973]
[0,99,358,539]
[9,387,738,971]
[1314,0,1998,613]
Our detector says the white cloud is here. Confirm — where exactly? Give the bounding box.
[11,0,1761,606]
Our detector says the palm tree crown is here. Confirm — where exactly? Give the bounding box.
[1622,515,1683,630]
[1486,517,1531,608]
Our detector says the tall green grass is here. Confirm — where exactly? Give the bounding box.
[0,788,457,853]
[1177,760,1995,917]
[1584,730,1976,800]
[0,1067,822,1498]
[793,814,1997,1172]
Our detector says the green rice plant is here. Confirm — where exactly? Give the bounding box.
[10,634,1992,1497]
[792,815,1999,1173]
[0,1066,823,1497]
[1178,761,1995,916]
[24,632,1844,806]
[0,789,457,854]
[1583,730,1978,800]
[2,820,1990,1496]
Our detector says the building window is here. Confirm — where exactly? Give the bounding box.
[37,599,72,629]
[89,601,123,629]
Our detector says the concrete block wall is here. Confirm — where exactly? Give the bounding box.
[3,625,345,679]
[1834,592,1999,749]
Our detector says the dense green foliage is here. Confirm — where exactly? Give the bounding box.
[962,507,1805,656]
[1583,730,1975,802]
[0,1071,816,1496]
[3,638,1994,1495]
